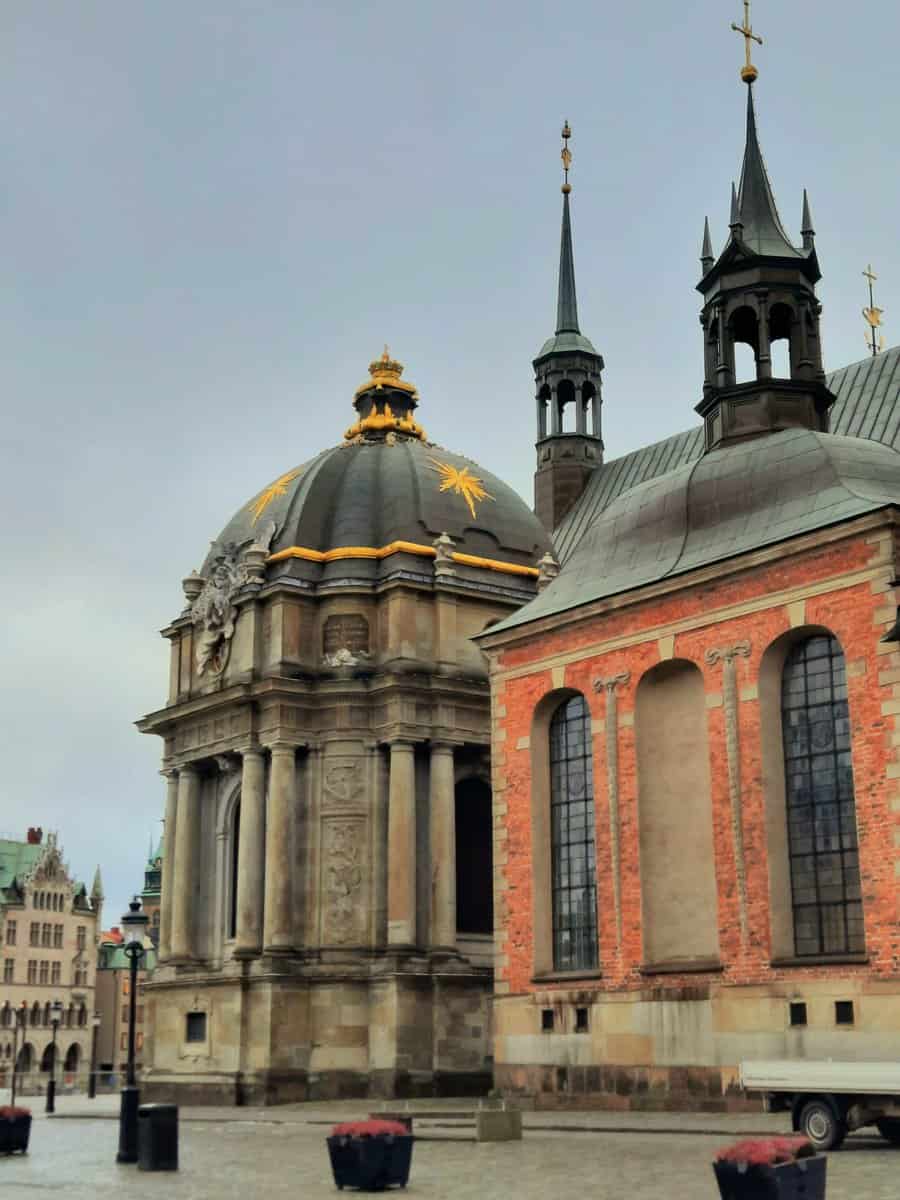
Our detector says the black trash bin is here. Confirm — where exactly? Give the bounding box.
[137,1104,179,1172]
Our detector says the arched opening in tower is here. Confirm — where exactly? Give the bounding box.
[455,777,494,936]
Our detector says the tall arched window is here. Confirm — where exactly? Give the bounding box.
[781,635,863,956]
[549,695,598,971]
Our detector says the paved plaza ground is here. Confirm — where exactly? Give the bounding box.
[4,1095,900,1199]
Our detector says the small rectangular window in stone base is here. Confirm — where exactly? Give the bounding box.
[541,1009,554,1033]
[789,1001,807,1027]
[575,1007,589,1033]
[186,1011,207,1043]
[835,1000,854,1025]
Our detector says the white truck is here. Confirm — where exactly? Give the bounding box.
[741,1060,900,1151]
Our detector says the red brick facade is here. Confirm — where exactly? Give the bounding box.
[484,515,900,1108]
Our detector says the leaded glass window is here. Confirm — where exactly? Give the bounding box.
[549,695,598,971]
[781,635,863,956]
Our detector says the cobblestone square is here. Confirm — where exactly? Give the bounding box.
[5,1099,900,1200]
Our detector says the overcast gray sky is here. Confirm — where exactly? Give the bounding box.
[2,1,897,925]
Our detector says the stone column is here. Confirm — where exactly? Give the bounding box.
[158,770,178,962]
[756,292,772,379]
[387,741,417,948]
[550,386,561,435]
[575,386,587,434]
[263,743,296,953]
[234,749,266,957]
[170,764,201,962]
[428,743,456,952]
[536,393,547,440]
[590,390,601,438]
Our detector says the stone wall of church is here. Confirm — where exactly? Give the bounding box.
[486,514,900,1108]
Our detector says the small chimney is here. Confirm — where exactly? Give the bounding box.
[26,827,43,845]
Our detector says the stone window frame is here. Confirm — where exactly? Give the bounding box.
[529,688,603,981]
[759,625,868,965]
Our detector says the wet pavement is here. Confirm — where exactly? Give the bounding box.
[5,1096,900,1199]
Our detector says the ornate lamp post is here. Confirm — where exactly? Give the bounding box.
[116,897,148,1164]
[10,1001,27,1108]
[45,999,63,1114]
[88,1012,102,1099]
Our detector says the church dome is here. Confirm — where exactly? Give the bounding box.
[493,428,900,630]
[200,351,551,588]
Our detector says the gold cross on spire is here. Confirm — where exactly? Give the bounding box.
[732,0,763,84]
[561,121,572,195]
[863,264,886,357]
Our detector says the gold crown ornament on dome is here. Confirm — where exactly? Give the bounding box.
[345,347,427,441]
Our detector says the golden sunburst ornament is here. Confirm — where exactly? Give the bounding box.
[428,458,494,520]
[247,469,300,523]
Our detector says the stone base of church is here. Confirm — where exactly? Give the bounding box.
[142,958,494,1106]
[494,1063,758,1113]
[493,976,900,1113]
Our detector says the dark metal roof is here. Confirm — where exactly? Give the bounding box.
[555,345,900,562]
[492,425,900,635]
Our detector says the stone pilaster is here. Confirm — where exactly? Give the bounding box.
[158,769,179,962]
[170,764,201,961]
[705,640,752,947]
[234,749,266,957]
[428,743,456,952]
[387,741,416,948]
[264,742,296,953]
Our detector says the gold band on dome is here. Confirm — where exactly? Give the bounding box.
[266,541,540,579]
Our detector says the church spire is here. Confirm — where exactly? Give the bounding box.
[532,121,604,533]
[556,121,580,335]
[694,3,833,453]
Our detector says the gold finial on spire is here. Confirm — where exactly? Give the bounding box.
[561,121,572,195]
[731,0,763,84]
[863,264,886,357]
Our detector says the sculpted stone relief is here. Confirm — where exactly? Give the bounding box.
[322,613,371,668]
[188,521,277,677]
[322,759,365,808]
[321,819,365,945]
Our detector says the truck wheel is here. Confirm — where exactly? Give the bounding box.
[876,1119,900,1146]
[798,1099,846,1151]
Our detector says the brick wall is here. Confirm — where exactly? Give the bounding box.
[490,519,900,1002]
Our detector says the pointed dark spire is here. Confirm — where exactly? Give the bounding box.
[801,188,815,249]
[701,217,714,274]
[735,85,799,257]
[556,189,580,335]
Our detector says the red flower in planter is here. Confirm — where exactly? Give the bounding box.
[715,1137,814,1166]
[0,1107,31,1121]
[331,1119,410,1139]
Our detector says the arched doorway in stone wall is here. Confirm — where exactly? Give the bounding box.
[17,1043,34,1073]
[64,1043,81,1073]
[455,776,494,965]
[41,1042,56,1073]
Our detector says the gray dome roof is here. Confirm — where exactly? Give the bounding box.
[205,437,550,587]
[491,428,900,633]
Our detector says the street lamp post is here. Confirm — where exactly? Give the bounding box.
[10,1001,26,1108]
[116,897,148,1164]
[88,1012,101,1099]
[45,999,63,1114]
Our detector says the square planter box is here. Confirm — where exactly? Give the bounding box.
[714,1154,827,1200]
[327,1133,413,1192]
[0,1114,32,1155]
